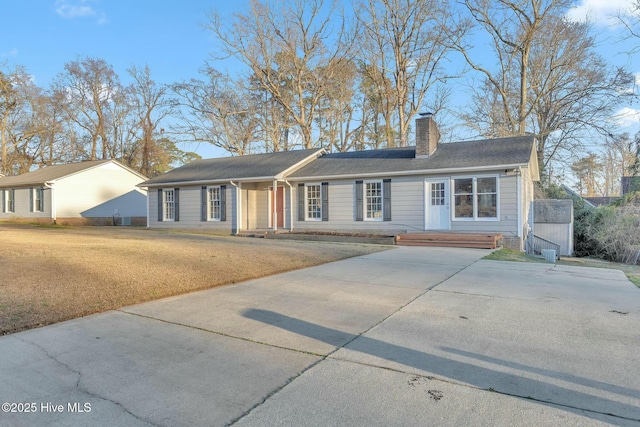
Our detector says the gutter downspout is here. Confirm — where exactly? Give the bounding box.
[44,182,56,224]
[284,179,294,232]
[229,180,240,234]
[516,166,523,251]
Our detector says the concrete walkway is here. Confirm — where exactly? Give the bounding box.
[1,247,639,426]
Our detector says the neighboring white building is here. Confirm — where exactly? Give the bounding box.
[0,160,148,225]
[140,115,540,250]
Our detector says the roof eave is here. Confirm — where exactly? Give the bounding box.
[138,175,282,188]
[288,163,531,181]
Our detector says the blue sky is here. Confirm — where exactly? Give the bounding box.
[0,0,244,87]
[1,0,639,159]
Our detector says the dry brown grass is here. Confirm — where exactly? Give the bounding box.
[0,224,388,335]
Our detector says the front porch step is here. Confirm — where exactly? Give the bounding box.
[395,232,503,249]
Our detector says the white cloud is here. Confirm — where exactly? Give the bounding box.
[0,48,18,58]
[566,0,634,26]
[614,107,640,127]
[55,0,107,24]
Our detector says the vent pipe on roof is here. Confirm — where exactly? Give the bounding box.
[415,112,440,158]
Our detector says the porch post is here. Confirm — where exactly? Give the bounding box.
[273,179,278,232]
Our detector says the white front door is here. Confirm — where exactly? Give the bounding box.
[425,179,450,230]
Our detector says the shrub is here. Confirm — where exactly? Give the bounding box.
[575,193,640,263]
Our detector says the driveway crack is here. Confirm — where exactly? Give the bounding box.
[11,335,159,427]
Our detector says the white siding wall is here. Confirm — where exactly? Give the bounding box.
[148,185,236,233]
[0,187,51,219]
[54,162,146,217]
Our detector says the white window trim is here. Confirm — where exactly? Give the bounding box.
[33,188,44,212]
[5,189,15,213]
[451,175,500,222]
[305,183,322,221]
[163,189,175,222]
[364,179,384,222]
[207,185,222,221]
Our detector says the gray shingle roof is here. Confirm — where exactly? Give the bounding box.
[289,136,535,178]
[140,149,324,186]
[0,160,114,188]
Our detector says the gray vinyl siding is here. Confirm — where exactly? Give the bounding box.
[450,173,518,237]
[292,172,522,237]
[0,187,51,219]
[148,185,236,233]
[293,177,424,232]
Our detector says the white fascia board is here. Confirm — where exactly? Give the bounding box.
[140,176,280,188]
[275,149,327,180]
[287,163,528,182]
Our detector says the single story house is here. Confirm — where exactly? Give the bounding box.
[0,159,148,225]
[139,115,539,249]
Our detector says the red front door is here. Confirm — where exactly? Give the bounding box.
[271,186,284,228]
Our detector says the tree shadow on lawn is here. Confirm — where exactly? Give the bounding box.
[243,308,640,424]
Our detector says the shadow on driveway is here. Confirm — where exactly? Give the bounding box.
[243,308,640,424]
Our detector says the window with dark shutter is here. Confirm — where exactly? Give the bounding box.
[298,183,305,221]
[383,179,391,221]
[220,185,226,221]
[1,190,4,213]
[321,182,329,221]
[201,186,207,221]
[30,188,34,213]
[174,188,180,221]
[355,180,363,221]
[157,189,163,222]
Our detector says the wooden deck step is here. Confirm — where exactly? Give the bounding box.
[396,232,502,249]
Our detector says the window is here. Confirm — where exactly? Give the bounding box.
[365,181,383,220]
[356,179,390,222]
[208,186,221,220]
[32,188,44,212]
[453,177,498,220]
[4,189,15,212]
[431,182,445,206]
[298,182,328,222]
[163,189,175,221]
[477,178,497,218]
[306,184,321,220]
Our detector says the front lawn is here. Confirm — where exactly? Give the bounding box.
[0,224,388,335]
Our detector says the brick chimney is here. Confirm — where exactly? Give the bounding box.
[415,113,440,158]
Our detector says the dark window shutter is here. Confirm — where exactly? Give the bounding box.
[383,179,391,221]
[30,188,34,213]
[298,183,305,221]
[39,189,44,211]
[220,185,227,221]
[201,186,207,221]
[174,188,180,222]
[157,189,163,222]
[321,182,329,221]
[1,190,5,213]
[355,180,363,221]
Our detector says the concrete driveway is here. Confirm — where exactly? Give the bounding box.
[1,247,639,426]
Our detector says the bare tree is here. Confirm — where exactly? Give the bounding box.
[527,17,633,169]
[53,57,121,160]
[0,68,18,174]
[458,0,571,137]
[356,0,468,147]
[173,67,260,155]
[206,0,354,150]
[457,2,633,173]
[572,153,602,196]
[127,65,174,176]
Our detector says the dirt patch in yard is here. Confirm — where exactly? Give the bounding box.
[0,224,389,335]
